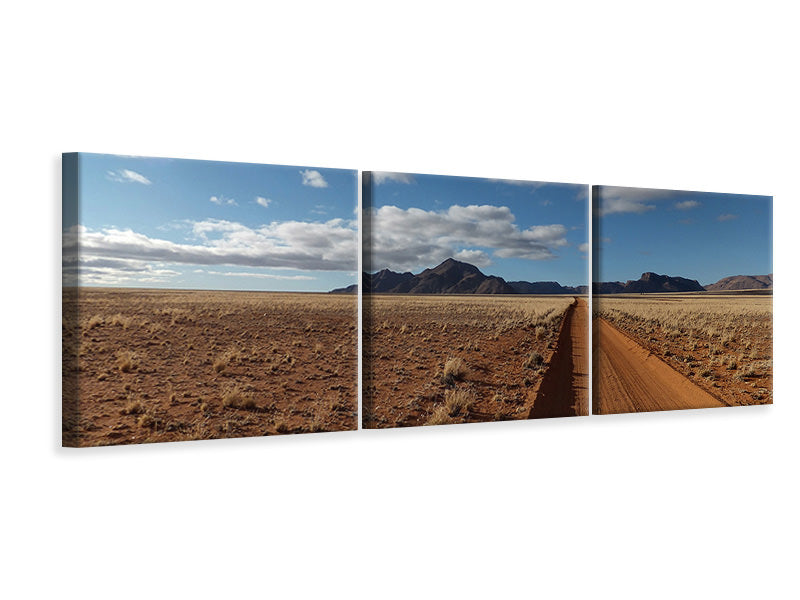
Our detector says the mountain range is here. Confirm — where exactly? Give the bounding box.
[329,258,772,295]
[330,258,587,294]
[593,272,773,294]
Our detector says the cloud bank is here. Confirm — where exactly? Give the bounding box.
[366,204,568,271]
[64,217,357,285]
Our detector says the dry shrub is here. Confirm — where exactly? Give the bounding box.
[115,351,138,373]
[523,351,544,369]
[110,313,135,329]
[444,388,473,417]
[213,348,239,373]
[425,405,455,426]
[221,385,256,409]
[121,400,144,415]
[137,414,155,428]
[441,357,467,385]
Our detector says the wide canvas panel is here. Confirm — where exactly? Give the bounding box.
[362,172,590,428]
[62,154,358,446]
[592,185,773,415]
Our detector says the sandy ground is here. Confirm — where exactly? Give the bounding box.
[63,288,357,447]
[363,295,586,428]
[593,317,727,414]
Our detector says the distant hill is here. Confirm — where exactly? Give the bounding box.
[704,274,773,291]
[593,272,705,294]
[330,258,584,295]
[507,280,589,295]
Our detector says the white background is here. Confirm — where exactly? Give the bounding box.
[1,2,797,598]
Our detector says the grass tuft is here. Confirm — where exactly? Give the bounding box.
[444,388,474,417]
[441,356,467,385]
[115,351,138,373]
[523,351,544,369]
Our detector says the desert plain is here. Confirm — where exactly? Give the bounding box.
[63,288,357,446]
[363,294,588,428]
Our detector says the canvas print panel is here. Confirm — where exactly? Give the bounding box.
[362,172,590,428]
[592,185,773,415]
[62,154,358,446]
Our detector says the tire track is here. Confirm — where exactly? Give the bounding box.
[529,298,589,419]
[593,317,726,415]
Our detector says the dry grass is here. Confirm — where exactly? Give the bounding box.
[523,351,544,369]
[120,400,144,415]
[441,356,467,385]
[86,314,104,329]
[425,405,455,426]
[115,350,138,373]
[444,387,474,417]
[221,385,257,409]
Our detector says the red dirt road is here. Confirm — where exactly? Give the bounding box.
[529,298,589,418]
[593,317,727,415]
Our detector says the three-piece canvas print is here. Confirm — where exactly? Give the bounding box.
[62,153,773,447]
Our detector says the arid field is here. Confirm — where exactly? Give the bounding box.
[594,293,772,412]
[363,295,587,428]
[63,288,357,447]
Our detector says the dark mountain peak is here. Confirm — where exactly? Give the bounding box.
[375,267,412,277]
[595,272,705,294]
[423,258,483,277]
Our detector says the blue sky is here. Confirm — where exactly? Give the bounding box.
[593,186,772,285]
[365,172,588,287]
[63,153,357,291]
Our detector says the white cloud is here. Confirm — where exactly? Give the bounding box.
[675,200,700,210]
[578,243,589,253]
[595,188,712,217]
[63,217,357,274]
[106,169,152,185]
[453,249,492,267]
[210,195,237,206]
[596,190,659,216]
[372,172,415,185]
[255,196,272,208]
[62,254,178,286]
[300,169,328,188]
[366,204,568,271]
[717,213,738,221]
[197,270,315,281]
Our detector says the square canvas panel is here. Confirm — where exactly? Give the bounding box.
[592,185,773,415]
[362,172,590,428]
[62,154,358,447]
